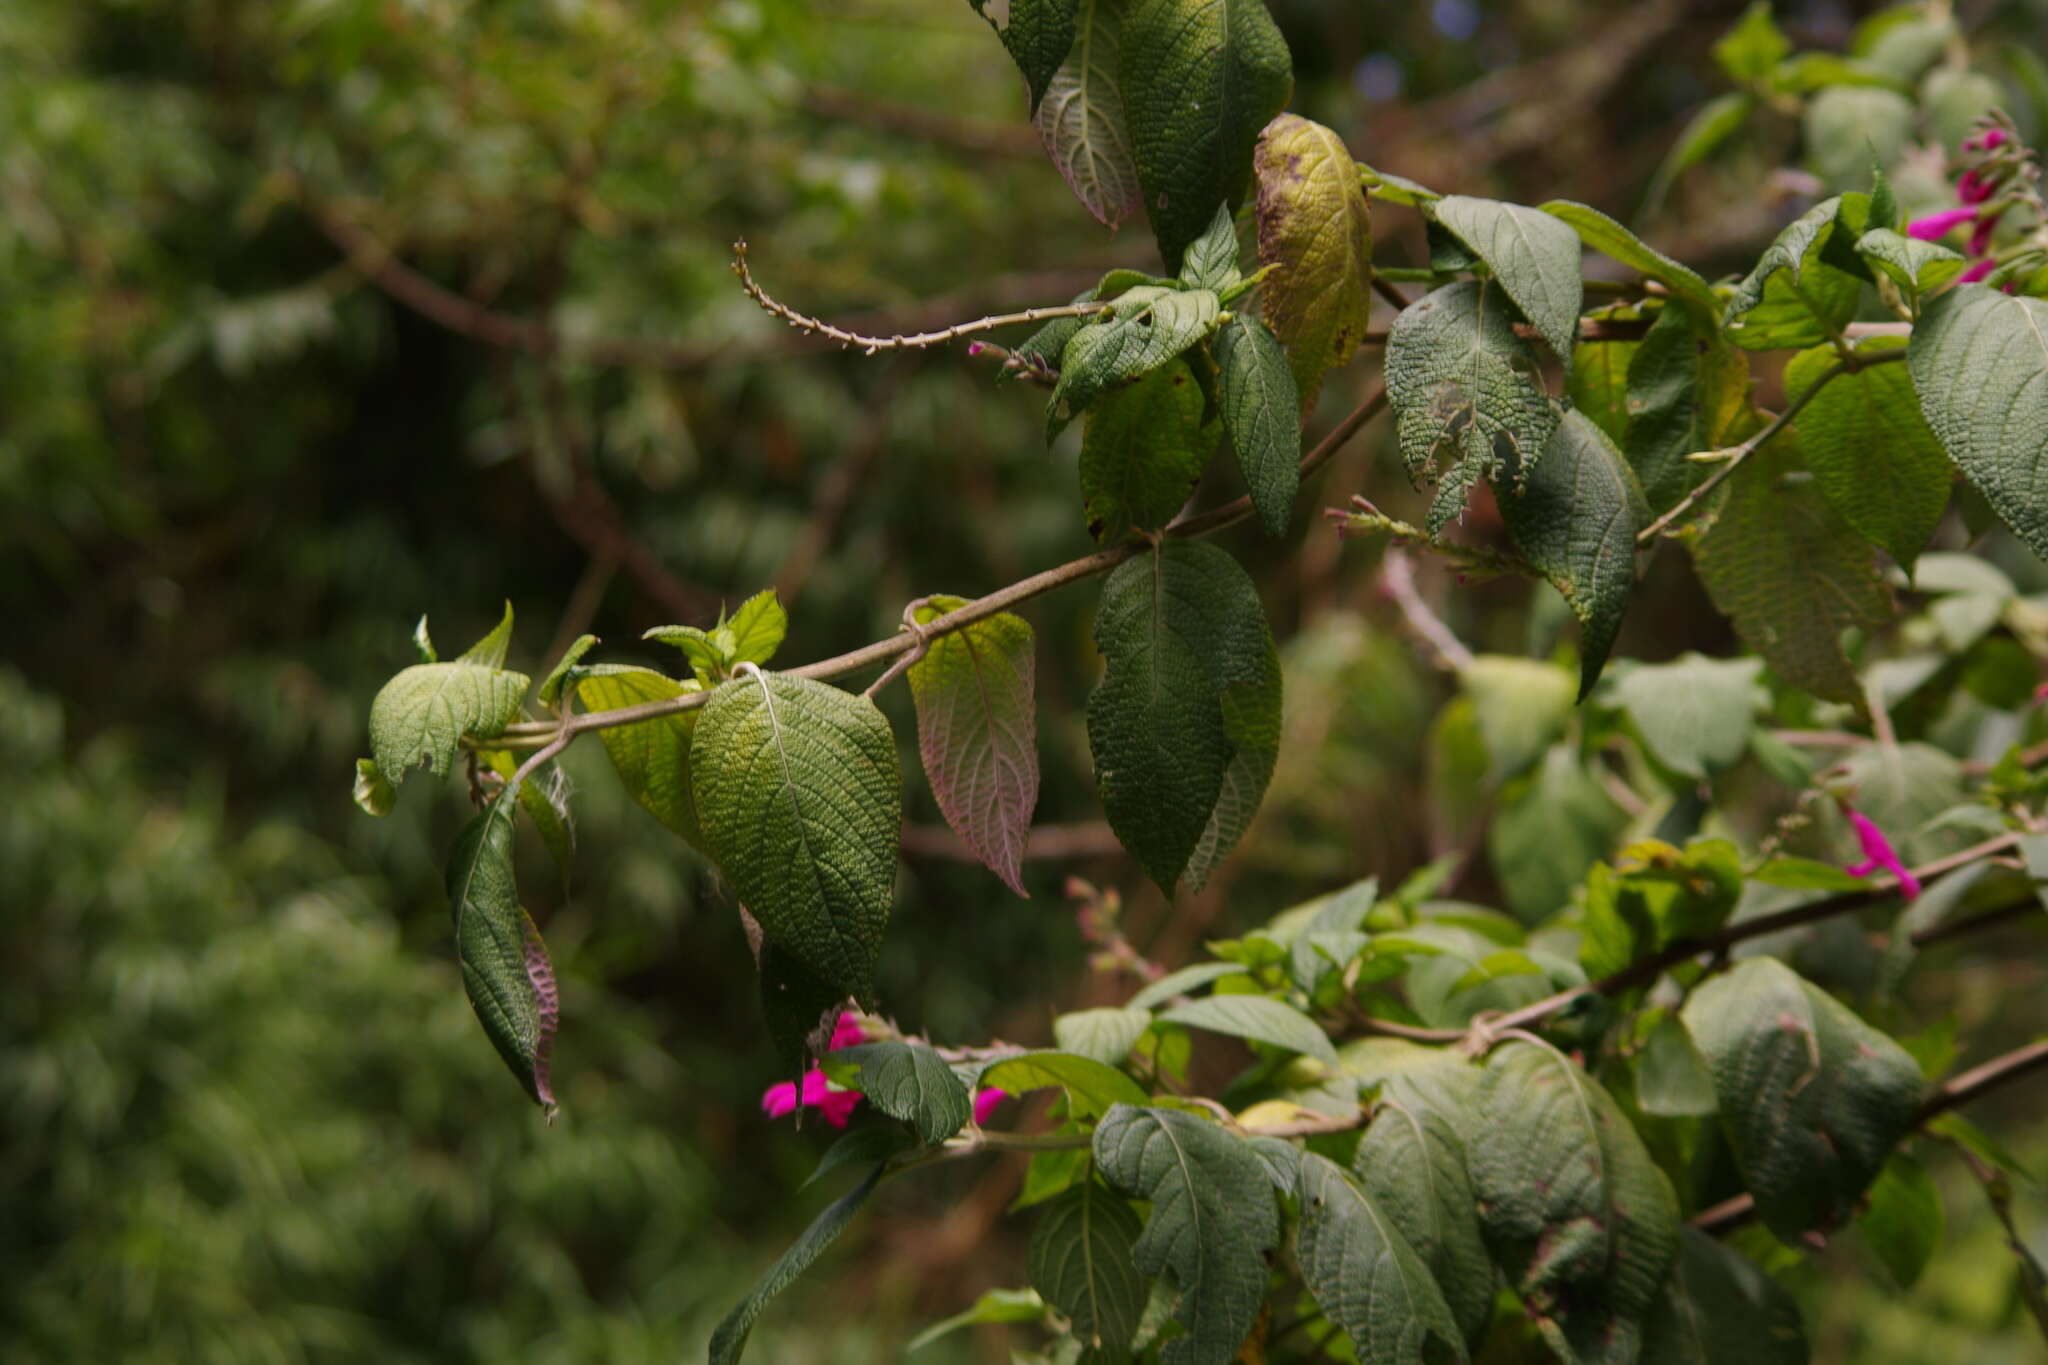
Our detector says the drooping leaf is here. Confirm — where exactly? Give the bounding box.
[1295,1152,1469,1364]
[1784,340,1950,569]
[1033,0,1143,229]
[1623,305,1751,514]
[1539,201,1719,322]
[1117,0,1292,271]
[726,589,789,667]
[757,937,847,1082]
[1681,959,1924,1244]
[980,1050,1150,1118]
[1215,316,1301,537]
[1087,541,1272,894]
[1029,1178,1149,1354]
[481,748,574,870]
[1093,1104,1280,1365]
[1610,654,1765,779]
[907,597,1039,896]
[969,0,1079,112]
[1178,202,1243,292]
[1724,198,1860,351]
[446,795,559,1113]
[1252,112,1372,408]
[1353,1095,1496,1347]
[1054,1006,1156,1066]
[1469,1038,1681,1363]
[1693,436,1891,704]
[1908,285,2048,561]
[1049,286,1222,437]
[1080,358,1216,542]
[709,1163,887,1365]
[832,1040,972,1146]
[576,664,706,849]
[1639,1228,1808,1364]
[805,1127,917,1191]
[1183,621,1280,892]
[1493,410,1647,696]
[1431,195,1584,363]
[369,663,530,784]
[1158,994,1338,1065]
[1386,280,1559,536]
[692,671,901,1002]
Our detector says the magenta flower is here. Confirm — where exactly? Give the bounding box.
[1958,169,1996,205]
[759,1011,874,1127]
[1968,209,2006,259]
[1842,809,1922,899]
[1908,206,1978,241]
[1964,127,2009,152]
[1957,258,1997,284]
[972,1087,1008,1126]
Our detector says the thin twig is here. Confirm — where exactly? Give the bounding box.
[1380,548,1475,671]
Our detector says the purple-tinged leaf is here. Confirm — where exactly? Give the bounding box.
[446,793,560,1115]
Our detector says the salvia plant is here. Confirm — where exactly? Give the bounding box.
[353,2,2048,1362]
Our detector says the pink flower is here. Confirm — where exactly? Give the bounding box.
[1964,127,2009,152]
[1958,258,1997,284]
[759,1012,874,1126]
[1969,209,2006,259]
[829,1011,869,1050]
[1843,809,1922,899]
[972,1087,1008,1126]
[1908,207,1978,241]
[1958,169,1997,205]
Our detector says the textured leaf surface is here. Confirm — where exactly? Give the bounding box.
[757,937,847,1082]
[1183,620,1280,892]
[1624,305,1750,514]
[1158,994,1337,1064]
[1088,541,1271,893]
[1215,316,1300,537]
[1640,1228,1808,1364]
[1080,359,1215,542]
[1469,1039,1680,1363]
[1724,199,1860,351]
[1681,958,1924,1243]
[1539,201,1718,322]
[710,1163,885,1365]
[1908,285,2048,560]
[1296,1152,1468,1364]
[1118,0,1292,271]
[577,665,705,848]
[833,1040,971,1145]
[1785,340,1949,569]
[970,0,1078,110]
[692,672,901,1001]
[1050,286,1221,436]
[1856,228,1965,304]
[1432,195,1583,362]
[1029,1178,1148,1353]
[1032,0,1142,228]
[907,597,1038,896]
[726,589,788,667]
[1093,1104,1279,1365]
[446,796,559,1112]
[1253,113,1371,408]
[980,1049,1149,1117]
[538,633,597,706]
[370,663,529,784]
[1354,1095,1496,1346]
[1386,280,1559,535]
[1693,438,1890,704]
[1177,204,1243,292]
[1494,409,1646,696]
[1610,654,1764,778]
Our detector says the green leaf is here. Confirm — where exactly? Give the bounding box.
[709,1162,886,1365]
[1460,655,1576,781]
[1580,839,1746,983]
[968,0,1078,111]
[1253,112,1372,409]
[1214,316,1300,537]
[1431,195,1584,363]
[457,600,516,669]
[353,757,394,817]
[1610,654,1765,779]
[1183,608,1281,893]
[1680,958,1925,1243]
[907,597,1039,896]
[480,748,574,870]
[691,671,902,1001]
[1080,358,1215,542]
[908,1287,1047,1353]
[1487,744,1628,924]
[1784,339,1949,568]
[1955,1150,2048,1342]
[1469,1038,1680,1364]
[981,1050,1150,1118]
[1538,201,1719,323]
[1029,1178,1149,1353]
[1493,410,1648,696]
[1093,1104,1280,1365]
[1054,1011,1155,1074]
[1693,436,1891,705]
[1724,199,1861,351]
[1635,1014,1718,1118]
[1088,541,1272,894]
[1050,286,1222,437]
[1178,202,1243,292]
[726,589,788,668]
[1714,2,1790,84]
[1295,1152,1469,1364]
[1640,1228,1808,1365]
[1855,1151,1941,1288]
[1623,305,1751,514]
[538,634,597,707]
[446,795,560,1113]
[1158,994,1338,1065]
[1033,0,1142,229]
[412,614,437,663]
[1567,314,1637,444]
[757,937,848,1082]
[1117,0,1292,272]
[1749,856,1866,891]
[1128,962,1244,1010]
[1803,86,1913,191]
[576,665,706,848]
[803,1126,916,1190]
[833,1040,972,1145]
[1643,93,1754,214]
[1856,229,1966,307]
[369,663,530,785]
[1386,280,1560,536]
[1908,285,2048,561]
[1353,1096,1496,1347]
[643,623,725,685]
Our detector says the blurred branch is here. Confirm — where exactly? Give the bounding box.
[898,821,1124,861]
[799,85,1044,159]
[1379,548,1475,672]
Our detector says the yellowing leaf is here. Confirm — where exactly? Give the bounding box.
[1252,112,1371,409]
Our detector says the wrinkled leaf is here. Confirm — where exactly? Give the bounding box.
[1029,1178,1149,1353]
[1214,315,1300,537]
[1431,195,1583,363]
[832,1040,972,1145]
[1908,285,2048,561]
[1253,112,1372,408]
[1033,0,1142,228]
[1295,1152,1468,1364]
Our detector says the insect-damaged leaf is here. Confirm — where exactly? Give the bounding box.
[692,671,901,1002]
[1296,1152,1469,1365]
[370,663,529,784]
[1253,112,1372,409]
[446,794,560,1113]
[1386,279,1559,536]
[908,597,1039,896]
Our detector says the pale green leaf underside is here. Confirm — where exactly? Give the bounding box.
[1033,0,1141,228]
[370,662,529,784]
[1158,993,1337,1064]
[1295,1152,1469,1365]
[980,1049,1150,1118]
[1610,653,1764,779]
[1054,1006,1156,1065]
[576,665,705,849]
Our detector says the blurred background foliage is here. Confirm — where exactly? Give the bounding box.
[2,0,2044,1360]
